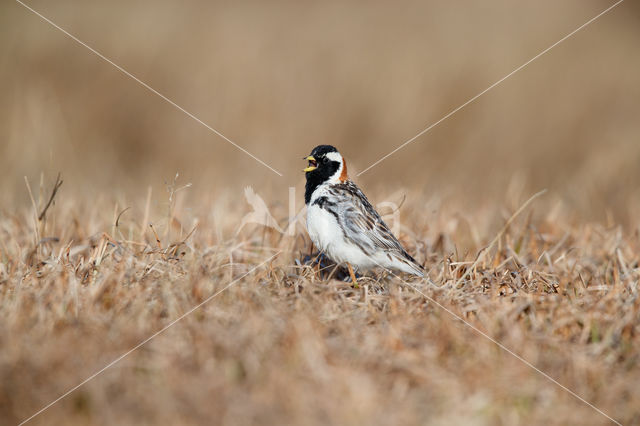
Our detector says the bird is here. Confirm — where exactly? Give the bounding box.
[303,145,424,285]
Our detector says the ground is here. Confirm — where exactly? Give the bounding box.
[1,185,638,425]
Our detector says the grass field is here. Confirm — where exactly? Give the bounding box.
[1,178,638,425]
[2,0,640,424]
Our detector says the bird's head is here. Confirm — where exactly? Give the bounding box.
[303,145,348,185]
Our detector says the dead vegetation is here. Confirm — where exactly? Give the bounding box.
[0,175,638,426]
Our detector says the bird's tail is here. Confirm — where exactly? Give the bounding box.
[398,251,425,277]
[406,261,425,277]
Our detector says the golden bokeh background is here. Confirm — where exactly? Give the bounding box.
[1,0,639,223]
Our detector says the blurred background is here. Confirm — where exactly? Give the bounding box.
[1,0,639,224]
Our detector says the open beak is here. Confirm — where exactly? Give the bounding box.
[303,155,317,172]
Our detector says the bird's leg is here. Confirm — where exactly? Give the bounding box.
[347,263,359,288]
[310,245,321,276]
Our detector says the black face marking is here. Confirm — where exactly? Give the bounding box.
[304,145,342,205]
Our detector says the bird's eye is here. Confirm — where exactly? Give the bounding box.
[321,157,328,163]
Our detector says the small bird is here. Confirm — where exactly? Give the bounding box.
[303,145,424,285]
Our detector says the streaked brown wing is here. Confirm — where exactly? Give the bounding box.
[326,182,411,258]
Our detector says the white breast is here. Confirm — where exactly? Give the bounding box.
[306,203,338,253]
[306,186,378,269]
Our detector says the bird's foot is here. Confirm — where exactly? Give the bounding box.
[347,263,359,288]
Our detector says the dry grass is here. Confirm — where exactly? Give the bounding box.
[1,177,638,426]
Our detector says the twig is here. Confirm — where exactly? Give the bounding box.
[391,194,406,214]
[38,173,63,221]
[115,207,131,228]
[149,224,162,250]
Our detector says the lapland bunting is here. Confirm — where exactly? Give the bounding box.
[304,145,424,284]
